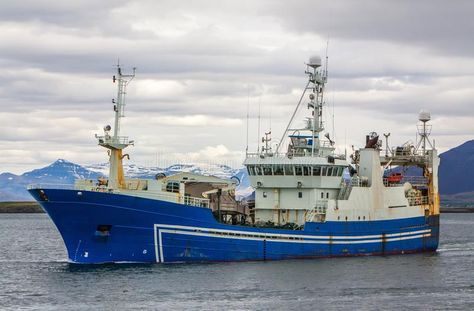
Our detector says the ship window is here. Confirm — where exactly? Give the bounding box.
[263,166,272,175]
[255,166,261,175]
[295,166,303,176]
[321,192,324,199]
[326,192,329,199]
[327,167,333,176]
[313,166,321,176]
[321,166,327,176]
[274,165,284,176]
[263,191,267,198]
[247,166,255,176]
[336,167,342,176]
[284,165,294,175]
[332,167,339,176]
[303,166,310,176]
[166,181,180,193]
[298,192,303,198]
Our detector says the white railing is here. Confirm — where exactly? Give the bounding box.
[183,195,210,208]
[27,183,75,190]
[96,135,131,145]
[245,152,345,160]
[383,176,428,187]
[246,152,288,158]
[401,176,428,186]
[27,183,210,208]
[407,196,429,206]
[349,177,369,187]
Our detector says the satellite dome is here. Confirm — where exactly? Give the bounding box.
[308,55,322,68]
[419,110,431,122]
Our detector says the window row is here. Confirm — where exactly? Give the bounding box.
[262,191,330,199]
[247,165,345,177]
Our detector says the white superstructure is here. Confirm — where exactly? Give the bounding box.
[244,57,440,227]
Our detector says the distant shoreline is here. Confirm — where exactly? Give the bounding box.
[1,201,474,214]
[0,202,44,213]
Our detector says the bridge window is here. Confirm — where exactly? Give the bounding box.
[284,165,294,176]
[313,166,321,176]
[274,165,284,175]
[247,166,255,176]
[327,167,333,176]
[166,181,180,193]
[295,166,303,176]
[303,166,311,176]
[263,166,272,175]
[321,166,327,176]
[255,166,262,175]
[332,167,339,176]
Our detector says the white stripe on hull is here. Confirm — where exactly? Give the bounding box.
[153,224,432,263]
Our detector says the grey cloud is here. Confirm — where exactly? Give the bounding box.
[265,0,474,57]
[0,0,473,173]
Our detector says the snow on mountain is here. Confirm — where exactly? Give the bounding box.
[86,162,252,199]
[0,159,252,201]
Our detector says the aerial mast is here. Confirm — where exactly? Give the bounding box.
[275,56,327,155]
[96,64,136,190]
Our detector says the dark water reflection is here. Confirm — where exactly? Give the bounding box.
[1,214,473,310]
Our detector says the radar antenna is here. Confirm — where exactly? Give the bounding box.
[415,110,433,155]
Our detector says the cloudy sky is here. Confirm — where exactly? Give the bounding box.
[1,0,473,174]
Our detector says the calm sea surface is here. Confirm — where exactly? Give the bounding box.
[0,213,473,311]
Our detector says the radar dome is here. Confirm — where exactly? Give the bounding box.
[419,110,431,122]
[308,55,322,68]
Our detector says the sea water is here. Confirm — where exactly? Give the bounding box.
[0,213,473,310]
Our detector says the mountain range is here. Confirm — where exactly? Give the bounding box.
[0,159,252,201]
[1,140,473,202]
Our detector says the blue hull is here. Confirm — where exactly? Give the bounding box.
[29,189,439,264]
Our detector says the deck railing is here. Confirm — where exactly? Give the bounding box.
[383,176,428,187]
[27,183,210,208]
[407,196,429,206]
[96,135,131,145]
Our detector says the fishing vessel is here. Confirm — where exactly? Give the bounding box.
[28,57,440,264]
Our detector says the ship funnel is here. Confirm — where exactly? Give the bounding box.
[419,110,431,122]
[307,55,322,68]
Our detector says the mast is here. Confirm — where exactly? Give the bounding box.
[96,64,136,190]
[275,56,328,155]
